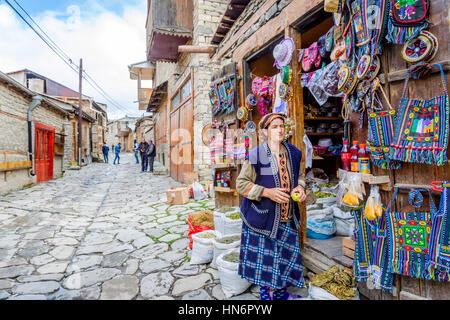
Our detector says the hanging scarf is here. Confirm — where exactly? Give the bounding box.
[386,0,429,44]
[427,182,450,281]
[389,63,449,166]
[367,78,402,170]
[367,0,390,55]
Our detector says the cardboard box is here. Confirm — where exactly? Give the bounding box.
[166,187,190,205]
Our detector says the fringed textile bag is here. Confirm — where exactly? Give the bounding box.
[389,63,449,166]
[387,188,437,279]
[386,0,429,44]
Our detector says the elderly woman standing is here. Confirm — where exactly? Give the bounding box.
[236,113,307,300]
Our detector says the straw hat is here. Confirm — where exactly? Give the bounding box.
[273,38,295,69]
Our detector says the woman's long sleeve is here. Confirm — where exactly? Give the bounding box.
[236,160,265,201]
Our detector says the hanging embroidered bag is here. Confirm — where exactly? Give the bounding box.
[387,188,437,279]
[209,85,221,116]
[389,63,450,166]
[302,42,319,72]
[386,0,429,44]
[351,0,371,49]
[353,207,394,292]
[367,78,401,170]
[427,181,450,281]
[367,0,389,55]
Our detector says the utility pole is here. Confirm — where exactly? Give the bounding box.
[78,59,83,167]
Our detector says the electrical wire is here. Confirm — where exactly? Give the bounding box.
[4,0,139,116]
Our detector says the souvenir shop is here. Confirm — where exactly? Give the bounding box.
[207,0,449,299]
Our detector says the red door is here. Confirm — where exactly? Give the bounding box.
[35,123,55,183]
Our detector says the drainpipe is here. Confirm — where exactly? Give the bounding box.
[28,95,43,176]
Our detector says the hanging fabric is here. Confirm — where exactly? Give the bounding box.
[387,188,438,279]
[389,63,449,166]
[386,0,429,44]
[350,0,371,53]
[427,181,450,281]
[353,207,394,292]
[368,0,389,55]
[367,78,402,170]
[209,84,221,116]
[225,77,235,114]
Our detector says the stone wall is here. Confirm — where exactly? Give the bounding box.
[0,82,68,195]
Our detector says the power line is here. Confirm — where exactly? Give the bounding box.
[4,0,140,116]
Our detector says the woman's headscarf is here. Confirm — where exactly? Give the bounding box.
[259,113,286,130]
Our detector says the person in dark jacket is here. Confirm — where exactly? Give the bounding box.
[102,142,110,163]
[138,139,149,172]
[236,113,306,300]
[147,140,156,172]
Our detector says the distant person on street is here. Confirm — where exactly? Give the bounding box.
[114,143,121,165]
[138,139,149,172]
[147,140,156,173]
[102,142,110,163]
[133,139,139,164]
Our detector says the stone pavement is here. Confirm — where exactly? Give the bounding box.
[0,153,266,300]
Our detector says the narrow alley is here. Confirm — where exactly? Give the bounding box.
[0,154,261,300]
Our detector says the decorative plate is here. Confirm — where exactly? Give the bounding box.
[338,65,357,94]
[246,94,258,110]
[402,35,433,64]
[279,83,291,100]
[244,121,257,134]
[365,55,381,81]
[356,54,372,79]
[421,31,439,62]
[237,107,248,121]
[201,124,213,147]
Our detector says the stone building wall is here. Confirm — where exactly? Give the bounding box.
[0,82,68,195]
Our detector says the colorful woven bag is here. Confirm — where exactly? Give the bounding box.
[209,84,221,116]
[353,206,395,292]
[386,0,429,44]
[427,181,450,281]
[387,188,438,279]
[389,63,449,166]
[367,78,401,170]
[350,0,371,50]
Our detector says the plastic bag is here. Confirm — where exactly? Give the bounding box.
[216,248,251,298]
[211,234,241,268]
[337,169,364,208]
[309,285,360,300]
[191,230,222,265]
[306,168,329,185]
[307,207,334,222]
[303,135,313,169]
[192,181,207,201]
[307,219,336,236]
[308,69,328,106]
[335,217,355,237]
[364,185,383,221]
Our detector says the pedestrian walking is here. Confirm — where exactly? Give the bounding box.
[138,139,149,172]
[236,113,307,300]
[102,142,110,163]
[133,139,140,164]
[147,140,156,173]
[113,143,121,165]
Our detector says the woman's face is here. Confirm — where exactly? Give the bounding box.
[265,118,285,144]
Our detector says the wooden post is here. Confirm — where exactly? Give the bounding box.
[78,59,83,167]
[286,25,307,246]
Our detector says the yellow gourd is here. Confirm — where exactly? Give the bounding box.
[364,197,376,221]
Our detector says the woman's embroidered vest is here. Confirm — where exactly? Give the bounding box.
[240,141,302,239]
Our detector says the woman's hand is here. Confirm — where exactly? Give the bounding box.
[262,188,291,204]
[291,185,307,203]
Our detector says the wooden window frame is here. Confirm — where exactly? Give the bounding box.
[170,75,192,114]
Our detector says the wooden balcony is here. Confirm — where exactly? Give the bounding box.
[146,0,193,62]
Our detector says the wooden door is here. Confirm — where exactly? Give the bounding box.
[35,123,55,183]
[170,109,180,181]
[178,100,193,182]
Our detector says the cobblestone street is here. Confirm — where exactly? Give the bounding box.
[0,153,264,300]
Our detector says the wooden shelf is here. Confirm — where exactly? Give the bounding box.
[213,163,237,169]
[304,117,343,121]
[215,187,238,196]
[307,132,344,136]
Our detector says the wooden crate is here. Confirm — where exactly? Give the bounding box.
[342,237,355,259]
[166,187,190,205]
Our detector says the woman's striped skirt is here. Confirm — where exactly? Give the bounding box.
[238,221,305,289]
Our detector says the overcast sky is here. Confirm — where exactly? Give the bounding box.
[0,0,150,120]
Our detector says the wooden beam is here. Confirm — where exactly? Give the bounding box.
[178,45,217,54]
[387,60,450,83]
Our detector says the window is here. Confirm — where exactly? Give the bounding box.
[181,79,191,102]
[172,91,180,110]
